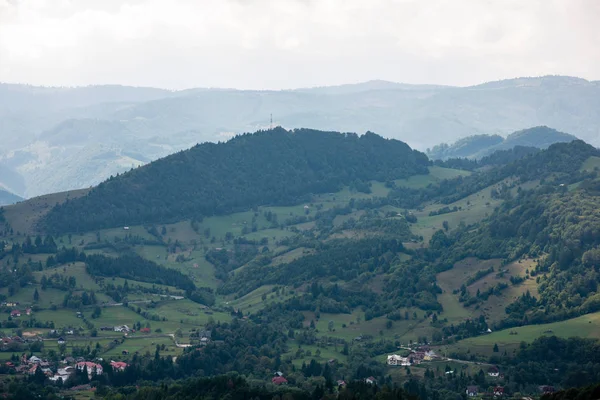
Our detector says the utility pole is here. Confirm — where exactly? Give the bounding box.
[270,113,273,129]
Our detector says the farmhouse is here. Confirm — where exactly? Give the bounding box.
[25,308,32,316]
[57,337,66,345]
[488,366,500,377]
[114,325,131,332]
[28,356,41,364]
[10,310,21,318]
[466,386,479,397]
[387,354,411,366]
[271,376,288,385]
[494,386,505,397]
[50,366,75,383]
[365,376,376,385]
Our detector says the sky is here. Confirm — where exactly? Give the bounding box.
[0,0,599,90]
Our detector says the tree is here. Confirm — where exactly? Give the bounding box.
[442,220,449,231]
[493,343,499,352]
[33,288,39,302]
[328,320,334,332]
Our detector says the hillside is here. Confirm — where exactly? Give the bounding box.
[2,76,600,198]
[427,126,579,160]
[41,128,429,233]
[2,134,600,398]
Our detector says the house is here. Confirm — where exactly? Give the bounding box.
[10,310,21,318]
[4,362,14,368]
[25,308,32,316]
[494,386,505,397]
[387,354,410,366]
[272,376,288,385]
[140,328,151,333]
[445,371,454,375]
[110,361,128,372]
[114,325,130,333]
[200,337,210,345]
[122,350,129,355]
[123,227,130,230]
[466,386,479,397]
[337,380,347,387]
[488,366,500,377]
[274,371,284,377]
[57,337,66,345]
[66,330,74,335]
[50,366,75,383]
[539,386,556,394]
[28,356,41,364]
[365,376,376,385]
[62,357,75,364]
[76,361,103,377]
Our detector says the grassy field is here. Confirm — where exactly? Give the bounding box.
[394,166,471,190]
[435,257,541,324]
[286,342,348,367]
[468,258,539,322]
[443,311,600,358]
[411,179,505,243]
[581,156,600,172]
[227,285,296,314]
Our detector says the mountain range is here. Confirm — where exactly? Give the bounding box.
[1,75,599,198]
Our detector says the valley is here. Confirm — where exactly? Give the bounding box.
[1,129,600,398]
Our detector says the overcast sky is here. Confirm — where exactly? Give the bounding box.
[0,0,598,90]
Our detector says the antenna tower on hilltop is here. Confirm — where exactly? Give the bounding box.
[270,113,273,129]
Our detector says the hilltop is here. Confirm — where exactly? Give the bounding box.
[41,128,428,233]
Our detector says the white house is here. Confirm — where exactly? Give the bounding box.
[488,366,500,377]
[387,354,411,366]
[114,325,130,333]
[28,356,41,364]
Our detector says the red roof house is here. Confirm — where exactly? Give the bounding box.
[10,310,21,318]
[271,376,288,385]
[110,361,128,371]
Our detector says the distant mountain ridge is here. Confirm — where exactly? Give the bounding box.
[1,75,599,198]
[0,188,22,206]
[427,126,579,160]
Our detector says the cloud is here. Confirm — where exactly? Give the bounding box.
[0,0,598,89]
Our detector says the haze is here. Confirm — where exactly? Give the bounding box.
[1,0,599,90]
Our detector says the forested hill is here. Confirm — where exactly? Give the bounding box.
[427,126,579,160]
[41,128,429,233]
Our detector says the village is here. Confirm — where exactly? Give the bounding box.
[386,346,556,399]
